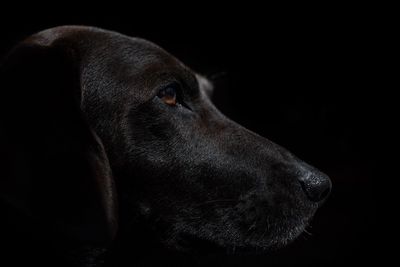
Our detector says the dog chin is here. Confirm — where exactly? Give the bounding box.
[164,215,313,254]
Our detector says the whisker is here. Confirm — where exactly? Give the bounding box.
[194,199,236,207]
[247,221,257,232]
[258,218,270,242]
[303,228,313,236]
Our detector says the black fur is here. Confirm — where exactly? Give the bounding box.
[0,26,331,266]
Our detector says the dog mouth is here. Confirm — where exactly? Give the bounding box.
[165,203,316,254]
[138,189,320,253]
[174,219,312,254]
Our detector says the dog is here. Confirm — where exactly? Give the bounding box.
[0,26,331,266]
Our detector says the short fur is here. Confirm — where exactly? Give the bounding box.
[0,26,331,266]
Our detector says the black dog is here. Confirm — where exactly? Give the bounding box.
[0,26,331,266]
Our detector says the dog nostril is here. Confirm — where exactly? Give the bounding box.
[299,172,332,203]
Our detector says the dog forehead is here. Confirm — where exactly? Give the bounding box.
[112,37,181,69]
[29,26,183,70]
[29,26,206,101]
[86,34,191,83]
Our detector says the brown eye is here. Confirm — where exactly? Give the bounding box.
[157,85,177,106]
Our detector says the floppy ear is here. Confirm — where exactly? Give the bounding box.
[0,27,118,248]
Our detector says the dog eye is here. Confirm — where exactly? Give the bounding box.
[157,84,178,106]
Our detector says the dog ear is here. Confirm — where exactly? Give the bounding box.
[0,27,118,248]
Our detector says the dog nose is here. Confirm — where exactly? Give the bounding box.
[298,171,332,202]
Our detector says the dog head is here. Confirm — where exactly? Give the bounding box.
[0,26,331,254]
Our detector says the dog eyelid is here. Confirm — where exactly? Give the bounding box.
[157,84,178,106]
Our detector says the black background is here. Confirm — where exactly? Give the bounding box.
[0,6,377,266]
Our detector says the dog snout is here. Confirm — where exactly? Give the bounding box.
[298,169,332,203]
